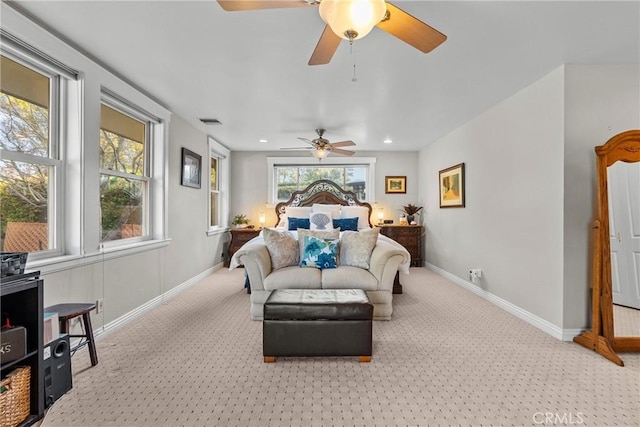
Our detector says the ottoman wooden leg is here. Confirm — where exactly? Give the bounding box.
[264,356,276,363]
[359,356,371,363]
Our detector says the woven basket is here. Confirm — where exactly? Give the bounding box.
[0,366,30,427]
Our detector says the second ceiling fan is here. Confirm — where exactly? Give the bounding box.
[217,0,447,65]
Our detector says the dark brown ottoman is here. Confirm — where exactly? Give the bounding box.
[263,289,373,363]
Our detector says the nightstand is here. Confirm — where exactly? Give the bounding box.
[225,228,261,268]
[376,224,423,294]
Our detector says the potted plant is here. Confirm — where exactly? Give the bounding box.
[232,214,250,228]
[400,204,423,224]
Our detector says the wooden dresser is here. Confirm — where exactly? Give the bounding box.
[377,225,423,294]
[225,228,261,267]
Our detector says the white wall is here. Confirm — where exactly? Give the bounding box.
[563,65,640,329]
[230,151,420,228]
[420,64,640,333]
[419,67,566,327]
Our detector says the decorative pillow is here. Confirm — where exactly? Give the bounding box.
[332,217,359,232]
[298,229,340,262]
[340,206,371,229]
[312,203,342,218]
[287,217,310,230]
[309,211,333,231]
[283,207,312,229]
[300,236,338,269]
[339,228,379,269]
[262,228,299,270]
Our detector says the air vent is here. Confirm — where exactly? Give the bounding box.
[199,118,222,125]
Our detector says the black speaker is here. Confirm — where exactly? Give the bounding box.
[44,334,72,407]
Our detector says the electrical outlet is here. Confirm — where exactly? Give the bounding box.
[469,269,482,283]
[96,298,104,314]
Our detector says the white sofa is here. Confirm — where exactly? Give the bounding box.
[232,235,410,320]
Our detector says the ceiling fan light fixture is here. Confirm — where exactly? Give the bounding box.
[311,148,330,159]
[319,0,387,41]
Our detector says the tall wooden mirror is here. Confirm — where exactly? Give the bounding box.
[574,130,640,366]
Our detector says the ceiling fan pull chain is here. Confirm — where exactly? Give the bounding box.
[350,41,357,82]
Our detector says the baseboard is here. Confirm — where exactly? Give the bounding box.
[94,262,223,340]
[425,263,578,342]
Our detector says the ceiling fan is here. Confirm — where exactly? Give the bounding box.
[282,128,356,159]
[217,0,447,65]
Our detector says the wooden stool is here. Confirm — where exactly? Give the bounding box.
[45,303,98,367]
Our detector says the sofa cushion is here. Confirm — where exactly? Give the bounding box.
[300,236,339,269]
[297,229,340,261]
[263,266,322,290]
[262,228,299,270]
[321,266,379,291]
[340,228,379,269]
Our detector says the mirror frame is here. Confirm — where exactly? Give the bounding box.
[574,129,640,366]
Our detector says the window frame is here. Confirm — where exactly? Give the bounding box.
[0,46,66,260]
[267,156,377,204]
[98,92,158,248]
[207,136,230,235]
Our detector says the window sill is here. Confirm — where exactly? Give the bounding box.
[207,227,230,237]
[26,238,172,276]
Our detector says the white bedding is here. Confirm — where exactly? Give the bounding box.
[228,229,411,274]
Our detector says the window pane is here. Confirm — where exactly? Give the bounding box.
[275,165,367,201]
[100,175,144,242]
[100,129,144,175]
[0,160,50,252]
[211,157,217,190]
[210,192,219,227]
[0,56,50,157]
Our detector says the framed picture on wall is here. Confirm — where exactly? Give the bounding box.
[181,147,202,189]
[385,176,406,194]
[439,163,465,208]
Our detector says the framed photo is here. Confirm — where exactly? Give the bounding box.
[181,147,202,189]
[439,163,465,208]
[385,176,406,194]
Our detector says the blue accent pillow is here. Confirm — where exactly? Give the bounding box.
[300,235,338,269]
[288,217,310,230]
[332,217,359,231]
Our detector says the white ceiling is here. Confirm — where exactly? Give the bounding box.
[7,0,640,153]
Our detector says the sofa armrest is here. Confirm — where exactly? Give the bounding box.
[234,241,272,292]
[368,239,410,292]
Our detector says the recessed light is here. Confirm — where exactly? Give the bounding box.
[383,139,393,144]
[258,139,268,143]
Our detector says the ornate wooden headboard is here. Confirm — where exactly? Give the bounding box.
[274,179,373,227]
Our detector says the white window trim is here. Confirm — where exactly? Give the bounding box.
[207,136,230,236]
[267,156,377,204]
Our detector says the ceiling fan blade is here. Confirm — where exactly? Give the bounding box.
[376,2,447,53]
[308,25,342,66]
[331,140,356,147]
[281,147,313,150]
[217,1,313,12]
[331,148,355,156]
[297,137,317,146]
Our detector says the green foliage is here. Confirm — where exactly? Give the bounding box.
[232,214,249,225]
[401,204,423,216]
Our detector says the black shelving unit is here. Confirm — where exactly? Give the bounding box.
[1,272,44,426]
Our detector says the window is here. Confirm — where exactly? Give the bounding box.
[99,100,149,243]
[0,53,62,256]
[208,137,230,233]
[268,157,376,203]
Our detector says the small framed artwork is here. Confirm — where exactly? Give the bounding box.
[181,147,202,189]
[385,176,406,194]
[439,163,465,208]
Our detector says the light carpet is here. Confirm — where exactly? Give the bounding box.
[42,268,640,427]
